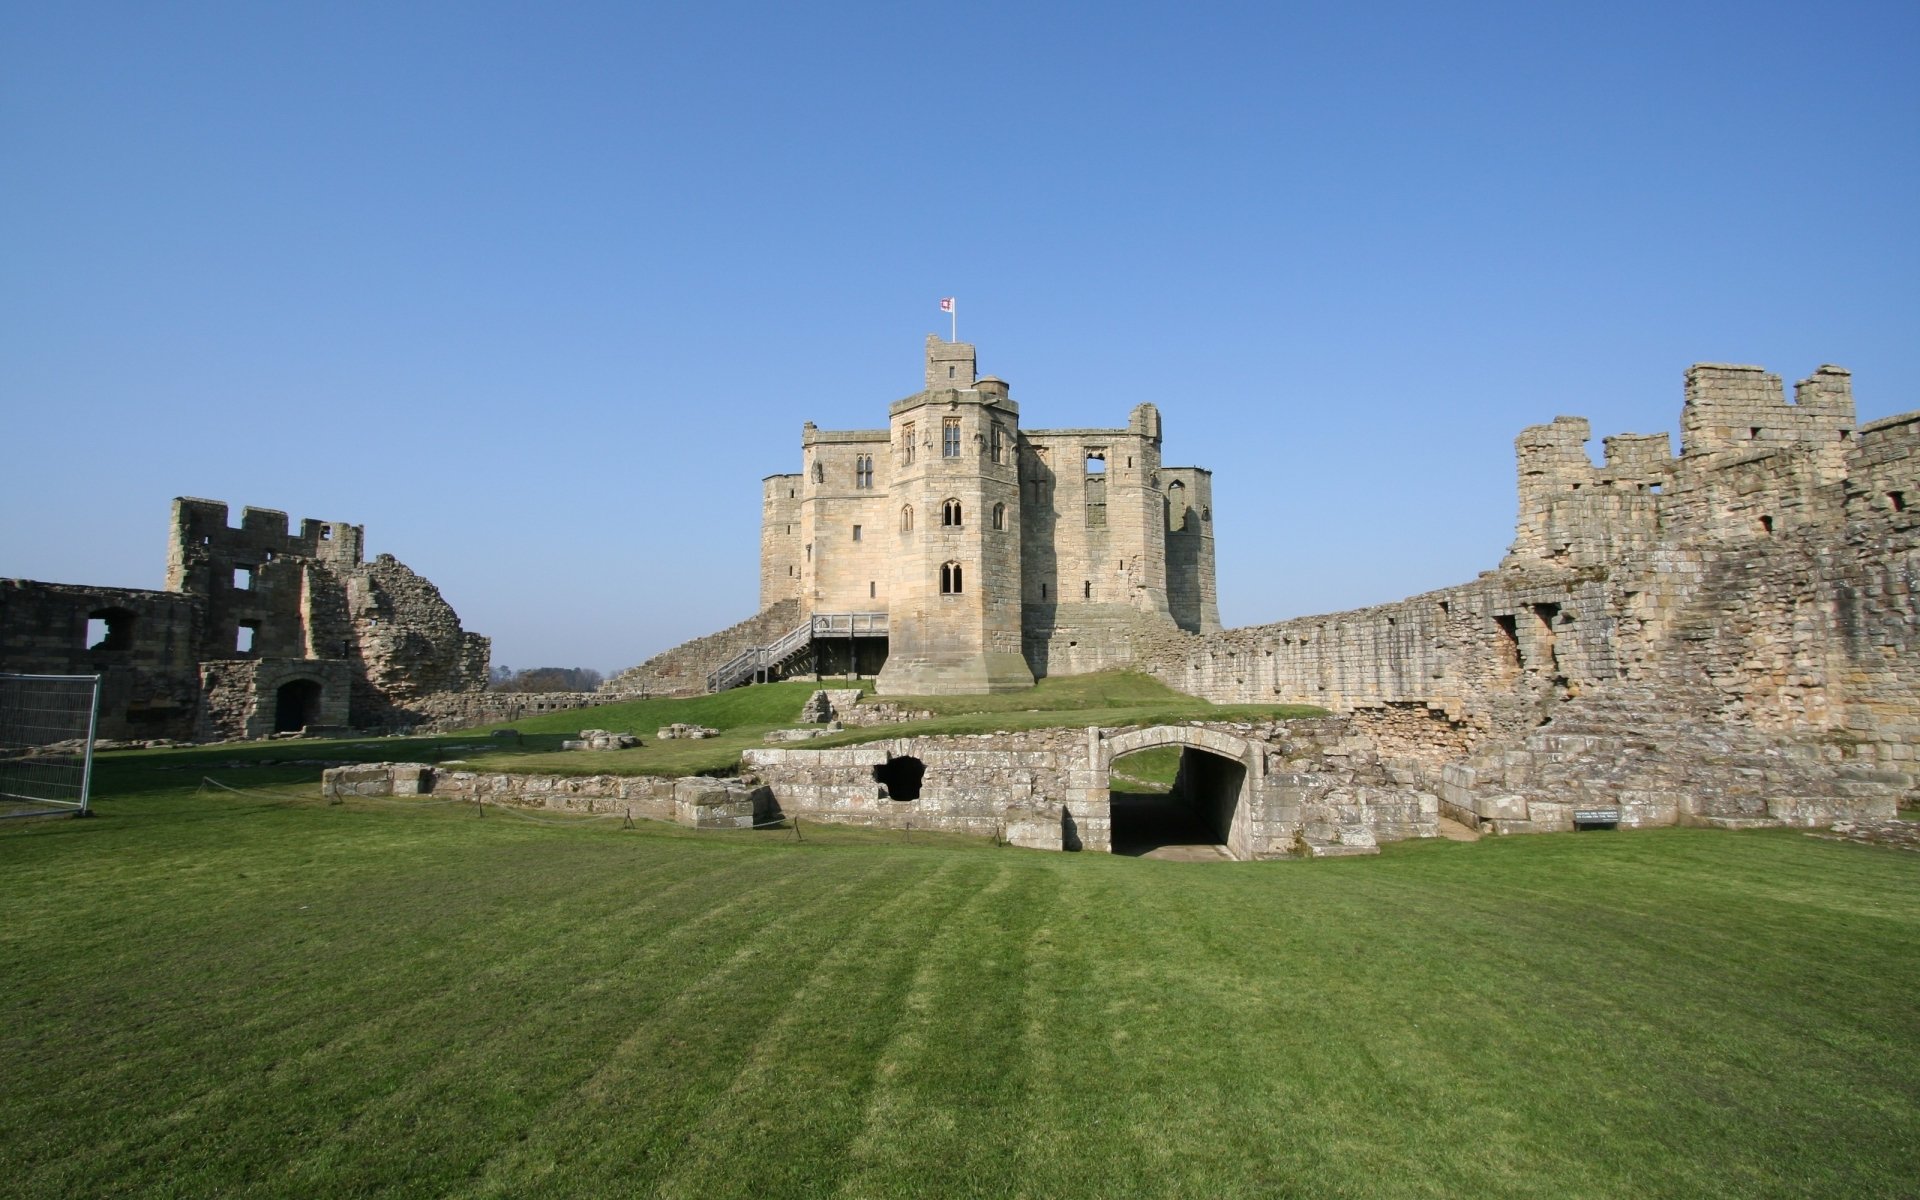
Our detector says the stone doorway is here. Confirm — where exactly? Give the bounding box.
[273,679,323,734]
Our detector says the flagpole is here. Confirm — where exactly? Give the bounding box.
[951,300,957,343]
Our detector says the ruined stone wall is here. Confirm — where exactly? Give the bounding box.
[1144,363,1920,827]
[334,554,491,728]
[0,580,205,738]
[600,598,803,696]
[1020,414,1168,622]
[3,498,488,740]
[197,658,352,740]
[1162,466,1221,635]
[410,689,646,733]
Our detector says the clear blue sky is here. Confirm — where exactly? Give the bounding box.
[4,1,1916,675]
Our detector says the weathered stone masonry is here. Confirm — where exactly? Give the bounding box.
[1143,365,1920,831]
[2,498,490,739]
[329,716,1436,859]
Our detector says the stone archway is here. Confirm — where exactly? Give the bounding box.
[1096,726,1260,860]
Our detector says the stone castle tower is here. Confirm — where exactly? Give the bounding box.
[758,335,1220,694]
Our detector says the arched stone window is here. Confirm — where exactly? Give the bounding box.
[901,505,914,532]
[940,561,964,594]
[855,455,873,489]
[942,499,963,527]
[991,502,1006,530]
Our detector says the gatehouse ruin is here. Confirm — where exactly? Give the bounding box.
[0,498,490,739]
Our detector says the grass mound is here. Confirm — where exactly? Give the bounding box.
[2,777,1916,1198]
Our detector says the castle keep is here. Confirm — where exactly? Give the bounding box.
[755,334,1219,693]
[0,499,489,739]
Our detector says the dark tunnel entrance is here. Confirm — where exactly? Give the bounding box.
[873,755,925,801]
[273,679,323,734]
[1108,744,1247,861]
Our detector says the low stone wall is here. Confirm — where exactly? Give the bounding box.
[744,720,1443,858]
[744,729,1089,851]
[320,763,770,830]
[409,690,650,734]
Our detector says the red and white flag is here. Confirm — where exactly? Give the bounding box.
[938,297,954,313]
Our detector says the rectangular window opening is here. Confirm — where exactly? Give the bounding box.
[852,525,862,541]
[237,623,258,654]
[1494,613,1523,670]
[234,566,253,590]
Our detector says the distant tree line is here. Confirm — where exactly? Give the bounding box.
[488,665,604,693]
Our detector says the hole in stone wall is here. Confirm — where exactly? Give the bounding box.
[237,623,258,654]
[320,525,332,541]
[274,679,323,734]
[234,566,253,590]
[1083,580,1092,599]
[873,756,925,801]
[1749,427,1761,440]
[1891,491,1907,513]
[1494,614,1523,670]
[85,607,136,651]
[1759,514,1774,535]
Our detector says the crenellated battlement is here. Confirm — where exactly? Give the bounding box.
[1505,363,1896,567]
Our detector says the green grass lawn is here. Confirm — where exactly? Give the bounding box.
[2,770,1916,1199]
[92,672,1326,785]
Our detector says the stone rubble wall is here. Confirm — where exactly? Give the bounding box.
[601,598,802,697]
[2,499,491,741]
[409,689,649,733]
[1141,365,1920,829]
